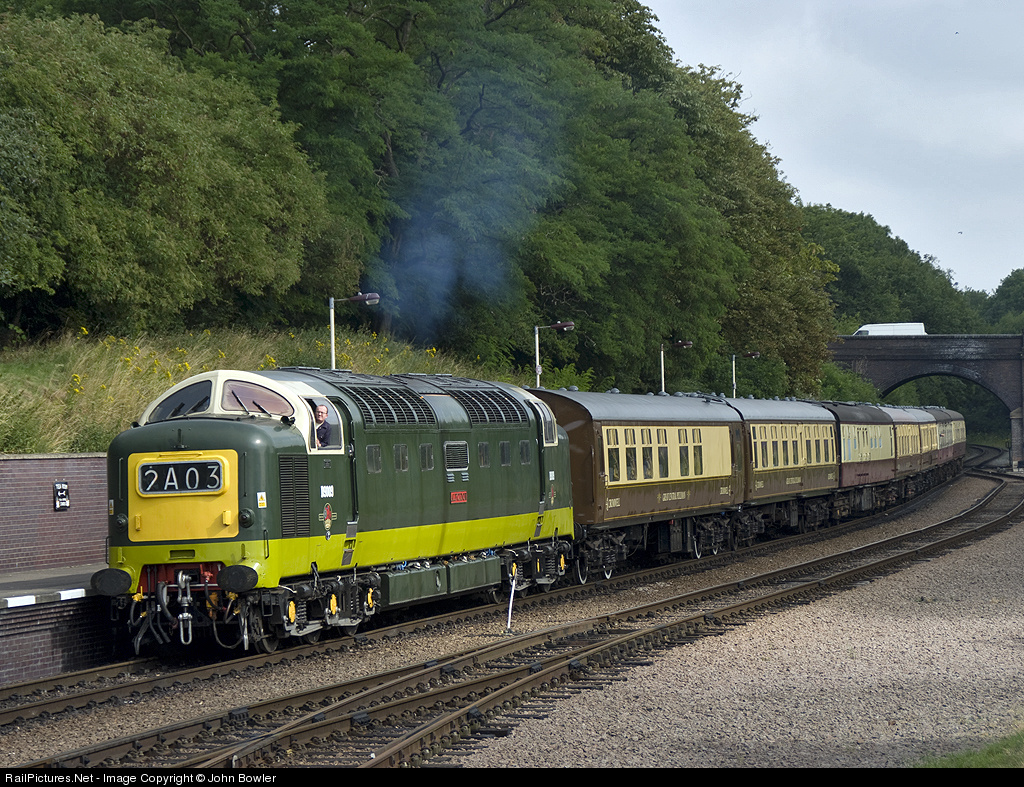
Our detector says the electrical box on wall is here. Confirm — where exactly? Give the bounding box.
[54,481,70,511]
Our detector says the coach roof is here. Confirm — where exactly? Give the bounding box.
[534,389,741,424]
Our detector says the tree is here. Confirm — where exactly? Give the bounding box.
[801,204,982,335]
[666,66,837,395]
[0,13,327,334]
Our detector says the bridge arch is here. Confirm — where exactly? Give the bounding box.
[828,334,1024,468]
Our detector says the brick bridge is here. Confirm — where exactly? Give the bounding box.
[828,333,1024,468]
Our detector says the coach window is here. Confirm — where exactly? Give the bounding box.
[657,429,669,479]
[606,429,621,483]
[624,428,637,481]
[641,429,654,480]
[693,444,704,476]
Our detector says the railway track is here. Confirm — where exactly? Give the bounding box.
[19,470,1022,768]
[0,468,963,729]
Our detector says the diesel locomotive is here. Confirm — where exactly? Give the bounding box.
[91,368,966,653]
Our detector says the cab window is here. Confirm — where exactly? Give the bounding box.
[221,380,294,417]
[307,398,341,450]
[149,381,212,422]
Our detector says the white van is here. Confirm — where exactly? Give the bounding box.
[853,322,926,336]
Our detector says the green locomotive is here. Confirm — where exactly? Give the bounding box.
[91,369,574,652]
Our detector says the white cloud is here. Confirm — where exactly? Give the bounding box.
[644,0,1024,292]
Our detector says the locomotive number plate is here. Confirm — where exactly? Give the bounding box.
[138,460,224,495]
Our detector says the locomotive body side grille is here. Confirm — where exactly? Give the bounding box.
[279,455,310,538]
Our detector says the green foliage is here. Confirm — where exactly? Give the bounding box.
[801,204,982,334]
[916,727,1024,768]
[668,67,838,396]
[982,269,1024,332]
[0,12,327,334]
[817,362,882,403]
[0,3,909,399]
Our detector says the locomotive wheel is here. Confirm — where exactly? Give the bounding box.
[256,632,279,654]
[301,629,322,645]
[487,586,508,604]
[246,605,279,653]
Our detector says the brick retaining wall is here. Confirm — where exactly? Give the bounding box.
[0,454,112,685]
[0,454,107,573]
[0,598,115,685]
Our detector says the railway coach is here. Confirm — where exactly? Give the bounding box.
[534,389,965,574]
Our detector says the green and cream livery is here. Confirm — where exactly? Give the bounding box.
[92,369,574,653]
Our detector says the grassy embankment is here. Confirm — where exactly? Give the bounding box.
[0,327,529,455]
[917,731,1024,768]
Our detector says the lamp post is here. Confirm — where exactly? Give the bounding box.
[330,292,380,369]
[534,321,575,387]
[731,351,760,398]
[660,340,693,393]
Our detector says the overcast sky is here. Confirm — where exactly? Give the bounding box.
[642,0,1024,294]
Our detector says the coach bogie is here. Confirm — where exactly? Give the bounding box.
[692,514,730,557]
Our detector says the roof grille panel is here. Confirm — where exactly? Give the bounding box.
[339,386,437,426]
[446,388,529,424]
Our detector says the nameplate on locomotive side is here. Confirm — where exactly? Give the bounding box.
[450,490,468,504]
[138,460,224,495]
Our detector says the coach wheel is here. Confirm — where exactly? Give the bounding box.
[602,566,613,580]
[691,533,702,560]
[574,555,589,585]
